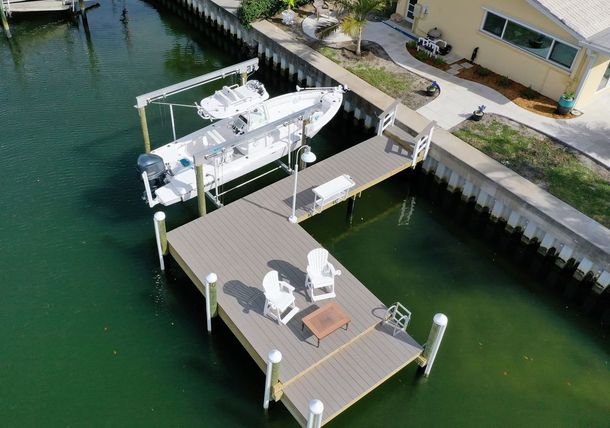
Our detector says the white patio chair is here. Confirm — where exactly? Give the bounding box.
[305,248,341,302]
[384,302,412,336]
[263,270,300,325]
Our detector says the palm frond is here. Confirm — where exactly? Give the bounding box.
[315,21,342,40]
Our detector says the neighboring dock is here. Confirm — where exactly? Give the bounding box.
[166,113,440,426]
[3,0,75,14]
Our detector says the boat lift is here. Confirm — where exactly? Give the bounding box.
[134,58,260,154]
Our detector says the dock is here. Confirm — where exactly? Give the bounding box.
[166,115,436,425]
[3,0,75,14]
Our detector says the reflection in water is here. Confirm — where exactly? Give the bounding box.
[164,41,208,75]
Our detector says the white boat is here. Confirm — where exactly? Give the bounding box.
[137,85,346,207]
[195,80,269,120]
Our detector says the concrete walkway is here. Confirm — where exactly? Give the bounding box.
[363,21,610,168]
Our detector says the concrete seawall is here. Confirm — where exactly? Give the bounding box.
[161,0,610,295]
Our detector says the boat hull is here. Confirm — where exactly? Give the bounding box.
[142,86,345,207]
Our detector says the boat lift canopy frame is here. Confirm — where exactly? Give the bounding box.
[134,58,260,153]
[135,58,260,109]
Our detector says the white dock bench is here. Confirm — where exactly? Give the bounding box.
[312,174,355,214]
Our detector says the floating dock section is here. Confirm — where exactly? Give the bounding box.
[167,123,432,425]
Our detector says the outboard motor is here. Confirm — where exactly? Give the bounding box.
[136,153,167,198]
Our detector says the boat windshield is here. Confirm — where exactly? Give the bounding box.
[248,107,267,130]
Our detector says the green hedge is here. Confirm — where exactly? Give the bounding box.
[237,0,309,27]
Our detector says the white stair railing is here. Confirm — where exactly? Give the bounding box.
[377,100,400,136]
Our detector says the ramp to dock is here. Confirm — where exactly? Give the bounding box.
[167,131,423,426]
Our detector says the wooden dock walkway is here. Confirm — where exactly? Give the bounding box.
[5,0,74,13]
[167,127,427,426]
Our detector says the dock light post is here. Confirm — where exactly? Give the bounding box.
[288,145,316,224]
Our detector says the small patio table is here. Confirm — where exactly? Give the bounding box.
[301,302,351,347]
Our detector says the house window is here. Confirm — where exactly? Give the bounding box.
[549,42,579,68]
[481,10,579,69]
[482,12,506,37]
[599,63,610,91]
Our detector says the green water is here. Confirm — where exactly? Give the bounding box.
[1,2,608,427]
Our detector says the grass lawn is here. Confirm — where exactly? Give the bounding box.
[453,118,610,228]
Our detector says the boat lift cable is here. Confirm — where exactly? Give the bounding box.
[149,101,198,109]
[215,166,282,198]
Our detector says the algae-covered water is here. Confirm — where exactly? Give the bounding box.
[1,1,608,426]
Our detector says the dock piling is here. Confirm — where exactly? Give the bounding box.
[263,349,282,410]
[137,107,151,153]
[195,161,207,217]
[204,272,218,333]
[0,0,11,39]
[346,196,356,225]
[306,399,324,428]
[422,313,448,377]
[153,211,168,270]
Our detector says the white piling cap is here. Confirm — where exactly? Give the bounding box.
[268,349,282,363]
[154,211,166,221]
[205,272,218,284]
[433,313,448,326]
[309,399,324,415]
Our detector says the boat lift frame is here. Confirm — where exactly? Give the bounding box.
[134,58,260,154]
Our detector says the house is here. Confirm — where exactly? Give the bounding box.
[395,0,610,108]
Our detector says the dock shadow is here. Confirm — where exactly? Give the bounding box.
[223,280,265,316]
[384,138,412,159]
[285,304,320,345]
[282,186,316,213]
[374,320,422,348]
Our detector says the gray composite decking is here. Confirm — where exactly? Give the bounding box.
[167,131,424,426]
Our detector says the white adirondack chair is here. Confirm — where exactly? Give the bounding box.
[384,302,412,336]
[305,248,341,302]
[263,270,300,325]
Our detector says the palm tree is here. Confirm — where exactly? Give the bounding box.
[316,0,386,56]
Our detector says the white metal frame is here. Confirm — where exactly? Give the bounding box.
[416,37,440,58]
[479,8,580,71]
[384,302,412,336]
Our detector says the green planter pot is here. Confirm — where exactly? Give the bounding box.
[557,95,575,115]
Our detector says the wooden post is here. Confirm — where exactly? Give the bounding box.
[306,399,324,428]
[263,349,282,410]
[153,211,167,270]
[422,313,448,377]
[0,1,11,40]
[138,106,151,153]
[346,196,356,225]
[154,211,168,255]
[299,118,309,170]
[204,272,218,333]
[195,161,206,217]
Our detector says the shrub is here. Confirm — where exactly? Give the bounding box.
[433,56,446,67]
[238,0,308,27]
[406,40,417,49]
[414,50,429,61]
[520,85,538,100]
[498,75,511,87]
[476,66,491,76]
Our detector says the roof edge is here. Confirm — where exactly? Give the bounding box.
[526,0,585,41]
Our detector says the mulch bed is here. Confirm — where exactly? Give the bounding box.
[405,43,450,71]
[456,62,577,119]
